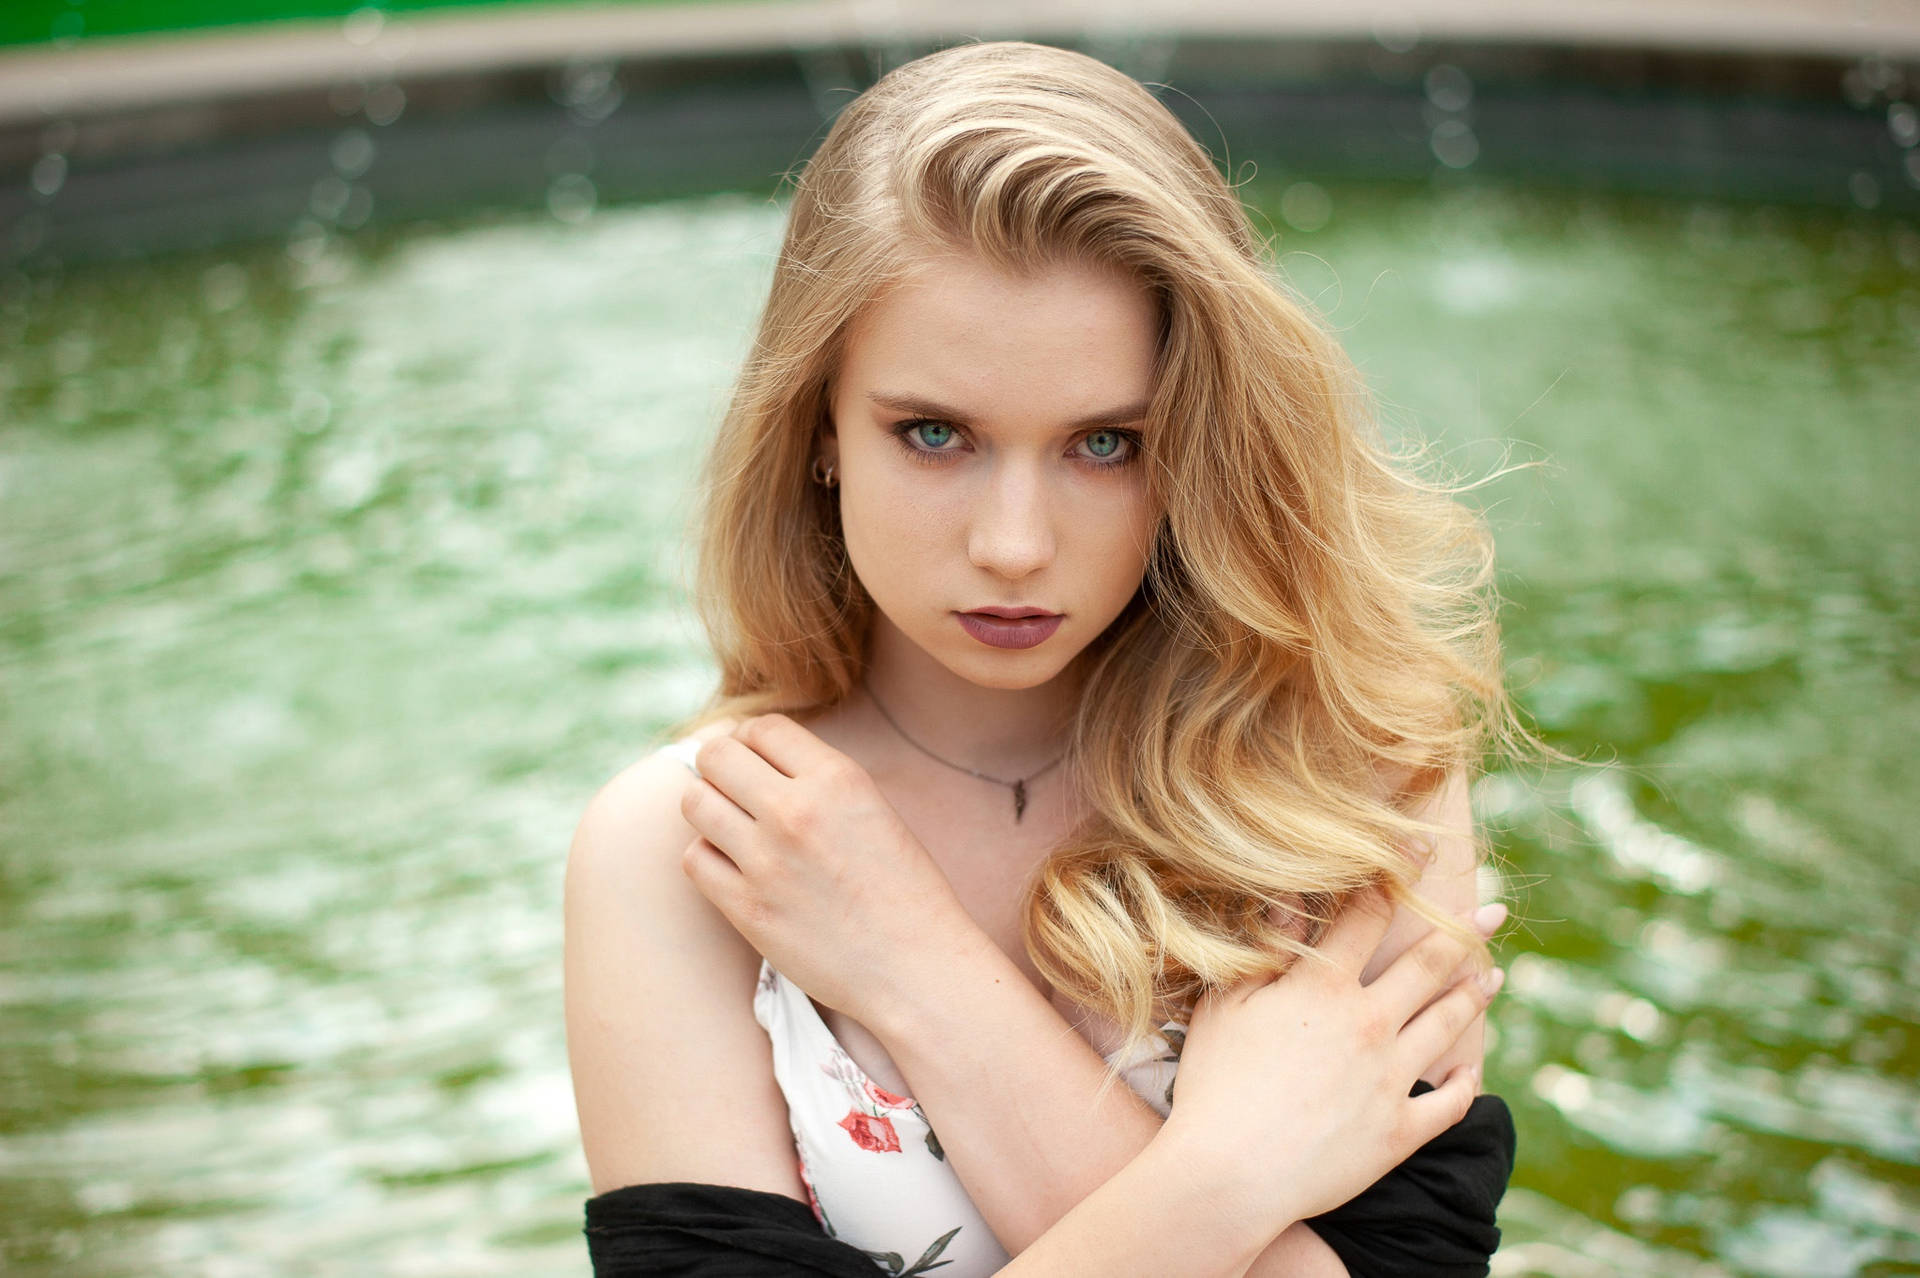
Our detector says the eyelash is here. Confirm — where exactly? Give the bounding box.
[888,419,1143,469]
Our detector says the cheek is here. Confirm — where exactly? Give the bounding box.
[838,474,959,589]
[1079,485,1158,590]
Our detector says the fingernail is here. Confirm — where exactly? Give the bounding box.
[1478,967,1505,997]
[1471,903,1508,935]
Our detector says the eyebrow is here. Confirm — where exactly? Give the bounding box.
[865,391,1150,431]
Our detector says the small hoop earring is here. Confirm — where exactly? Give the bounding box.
[811,456,838,488]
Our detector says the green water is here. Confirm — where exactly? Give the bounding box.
[1,182,1915,1275]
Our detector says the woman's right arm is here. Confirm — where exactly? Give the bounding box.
[563,743,807,1199]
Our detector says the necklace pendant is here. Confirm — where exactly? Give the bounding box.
[1013,779,1027,821]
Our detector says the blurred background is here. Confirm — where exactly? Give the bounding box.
[1,2,1916,1274]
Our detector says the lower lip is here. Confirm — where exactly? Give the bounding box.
[957,613,1064,650]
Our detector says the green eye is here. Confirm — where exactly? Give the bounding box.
[913,422,954,448]
[1079,430,1139,464]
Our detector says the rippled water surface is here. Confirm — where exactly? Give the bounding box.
[2,182,1916,1275]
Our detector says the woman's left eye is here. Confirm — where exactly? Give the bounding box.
[1075,430,1139,465]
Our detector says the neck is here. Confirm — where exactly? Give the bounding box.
[861,615,1081,778]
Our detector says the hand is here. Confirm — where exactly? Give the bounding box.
[1158,889,1503,1235]
[678,714,979,1021]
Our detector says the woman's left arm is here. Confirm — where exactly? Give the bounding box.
[681,716,1493,1272]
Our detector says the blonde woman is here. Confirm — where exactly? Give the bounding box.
[567,40,1521,1278]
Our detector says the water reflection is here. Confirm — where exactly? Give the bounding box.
[0,183,1915,1274]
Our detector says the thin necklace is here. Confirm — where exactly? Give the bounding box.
[862,682,1065,822]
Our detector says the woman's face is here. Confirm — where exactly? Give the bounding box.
[824,248,1161,691]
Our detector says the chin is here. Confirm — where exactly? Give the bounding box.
[958,666,1060,691]
[939,643,1079,691]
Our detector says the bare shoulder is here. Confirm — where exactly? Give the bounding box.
[1398,766,1480,907]
[563,729,803,1198]
[1361,767,1489,1083]
[1364,767,1481,976]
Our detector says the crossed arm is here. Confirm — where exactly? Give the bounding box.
[849,775,1483,1274]
[668,716,1490,1273]
[861,919,1351,1273]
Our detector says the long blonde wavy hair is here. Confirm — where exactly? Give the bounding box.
[678,40,1525,1072]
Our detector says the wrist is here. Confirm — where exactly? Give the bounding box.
[1154,1113,1306,1248]
[865,908,1005,1043]
[997,1126,1279,1277]
[1135,1123,1288,1269]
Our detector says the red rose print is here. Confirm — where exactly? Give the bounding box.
[861,1077,913,1110]
[837,1109,902,1153]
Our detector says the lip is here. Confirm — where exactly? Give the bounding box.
[956,610,1065,650]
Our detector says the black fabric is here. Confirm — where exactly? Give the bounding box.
[584,1088,1516,1276]
[584,1180,880,1276]
[1305,1084,1516,1278]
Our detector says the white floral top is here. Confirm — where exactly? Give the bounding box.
[661,738,1186,1276]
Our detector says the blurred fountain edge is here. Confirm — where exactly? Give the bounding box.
[3,0,1919,133]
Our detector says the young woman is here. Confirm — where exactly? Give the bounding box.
[566,40,1522,1278]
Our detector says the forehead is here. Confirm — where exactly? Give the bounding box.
[835,249,1158,416]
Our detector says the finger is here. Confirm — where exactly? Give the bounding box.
[680,836,744,904]
[1400,1061,1481,1152]
[1317,887,1396,976]
[732,713,841,779]
[694,733,788,819]
[1369,918,1480,1024]
[1429,904,1508,992]
[1397,967,1501,1074]
[1472,902,1508,937]
[679,776,756,857]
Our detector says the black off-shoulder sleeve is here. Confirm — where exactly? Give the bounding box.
[1305,1084,1517,1278]
[584,1181,880,1277]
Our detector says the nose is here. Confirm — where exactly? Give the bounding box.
[967,458,1056,581]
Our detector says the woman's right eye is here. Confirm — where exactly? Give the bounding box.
[901,420,960,451]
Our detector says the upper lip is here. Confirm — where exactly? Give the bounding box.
[963,607,1061,619]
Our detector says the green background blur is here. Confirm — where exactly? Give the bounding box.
[1,0,668,47]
